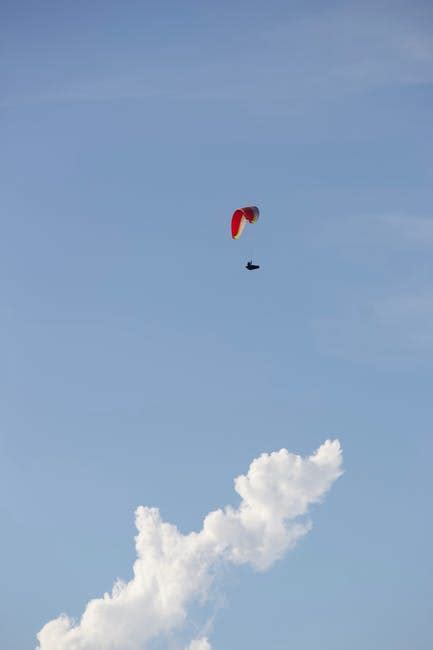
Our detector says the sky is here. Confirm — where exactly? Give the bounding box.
[1,0,433,648]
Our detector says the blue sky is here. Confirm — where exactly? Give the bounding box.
[1,1,433,648]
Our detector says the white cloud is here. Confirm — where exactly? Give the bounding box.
[37,440,342,650]
[187,638,212,650]
[263,5,433,88]
[7,4,432,112]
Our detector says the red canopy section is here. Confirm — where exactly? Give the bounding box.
[231,206,260,239]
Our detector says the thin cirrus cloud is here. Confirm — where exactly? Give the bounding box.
[316,291,433,363]
[4,4,432,111]
[37,439,343,650]
[317,215,433,253]
[311,214,433,362]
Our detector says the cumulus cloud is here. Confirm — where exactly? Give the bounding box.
[187,638,212,650]
[37,440,343,650]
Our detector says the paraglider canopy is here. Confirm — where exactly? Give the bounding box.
[231,206,260,239]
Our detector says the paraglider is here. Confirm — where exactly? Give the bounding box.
[231,206,261,270]
[231,206,260,239]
